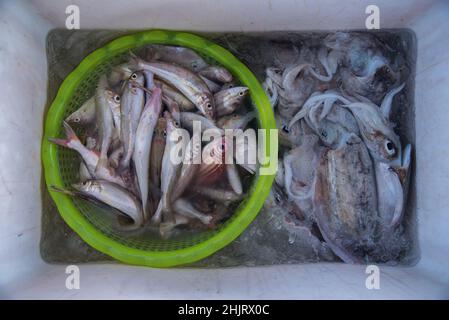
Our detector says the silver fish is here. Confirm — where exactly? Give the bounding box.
[313,134,379,263]
[221,81,237,90]
[217,111,255,130]
[132,58,215,120]
[119,72,145,170]
[133,86,162,221]
[196,136,229,185]
[148,117,167,215]
[172,198,213,226]
[214,87,249,117]
[161,94,181,124]
[95,75,119,170]
[73,180,143,230]
[180,112,223,134]
[195,186,244,205]
[159,214,190,239]
[199,66,233,83]
[154,79,195,111]
[172,136,201,200]
[66,96,96,126]
[146,44,208,72]
[199,75,222,94]
[49,121,127,188]
[109,94,121,139]
[152,112,188,224]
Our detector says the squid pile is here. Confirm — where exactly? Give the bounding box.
[265,32,412,263]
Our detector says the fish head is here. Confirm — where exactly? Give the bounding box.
[213,66,233,83]
[190,59,209,73]
[128,71,145,88]
[72,180,101,193]
[204,136,229,165]
[229,86,250,102]
[199,92,216,120]
[109,64,133,86]
[104,89,121,108]
[66,111,85,125]
[154,117,167,141]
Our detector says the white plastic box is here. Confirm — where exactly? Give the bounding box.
[1,0,448,299]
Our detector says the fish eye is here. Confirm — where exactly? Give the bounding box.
[174,121,179,127]
[114,95,120,103]
[320,130,328,138]
[239,91,245,96]
[206,103,212,109]
[74,117,80,123]
[233,114,239,118]
[281,125,289,133]
[385,140,396,155]
[131,73,138,80]
[163,130,167,138]
[191,62,198,70]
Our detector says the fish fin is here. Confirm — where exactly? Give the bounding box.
[150,201,163,225]
[95,156,109,173]
[159,222,175,239]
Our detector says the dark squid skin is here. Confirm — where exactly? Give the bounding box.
[313,134,380,264]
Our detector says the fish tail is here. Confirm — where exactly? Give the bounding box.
[48,121,80,148]
[128,51,145,70]
[48,137,69,147]
[49,185,75,197]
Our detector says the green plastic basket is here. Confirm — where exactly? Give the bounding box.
[42,30,276,267]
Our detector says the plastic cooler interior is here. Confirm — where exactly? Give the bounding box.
[1,0,448,299]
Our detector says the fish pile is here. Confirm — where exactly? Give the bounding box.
[50,45,255,238]
[264,32,412,263]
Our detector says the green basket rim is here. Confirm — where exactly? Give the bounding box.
[42,30,277,267]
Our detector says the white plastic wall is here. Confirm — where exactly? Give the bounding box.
[1,0,448,299]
